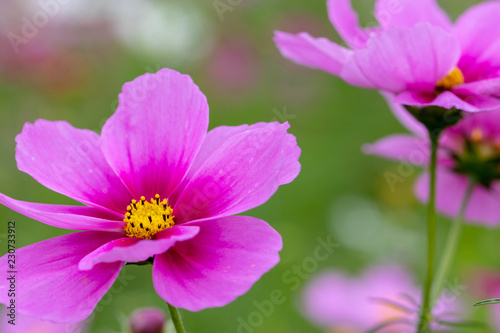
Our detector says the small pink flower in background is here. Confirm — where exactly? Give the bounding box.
[129,308,166,333]
[365,99,500,226]
[302,264,463,332]
[274,0,500,112]
[205,36,260,98]
[0,68,301,322]
[0,307,88,332]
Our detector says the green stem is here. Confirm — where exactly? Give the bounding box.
[431,179,474,304]
[417,131,440,333]
[167,303,186,333]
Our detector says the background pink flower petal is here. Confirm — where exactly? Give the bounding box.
[455,1,500,81]
[327,0,376,49]
[273,31,352,76]
[302,264,417,331]
[382,93,427,137]
[341,23,460,93]
[394,90,495,112]
[415,168,500,227]
[363,134,429,166]
[374,0,452,31]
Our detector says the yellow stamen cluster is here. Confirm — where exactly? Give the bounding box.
[436,67,464,91]
[124,194,174,239]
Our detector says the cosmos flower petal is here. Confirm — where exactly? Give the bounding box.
[415,168,500,227]
[101,68,209,200]
[0,192,124,232]
[14,120,133,214]
[381,92,427,137]
[341,22,460,93]
[394,90,489,112]
[0,232,124,323]
[454,77,500,99]
[375,0,452,31]
[363,134,430,166]
[455,1,500,81]
[173,122,298,223]
[78,226,200,270]
[449,108,500,137]
[152,215,282,311]
[274,31,352,76]
[491,305,500,333]
[280,132,302,184]
[170,122,301,205]
[326,0,377,49]
[302,264,417,330]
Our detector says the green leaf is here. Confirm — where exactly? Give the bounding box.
[474,298,500,307]
[436,319,487,329]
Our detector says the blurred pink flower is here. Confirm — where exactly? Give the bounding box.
[0,68,301,322]
[0,307,88,333]
[206,36,259,97]
[365,97,500,226]
[274,0,500,112]
[302,264,463,332]
[0,0,115,91]
[469,269,500,331]
[129,308,165,333]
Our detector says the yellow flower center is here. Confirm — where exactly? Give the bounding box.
[124,194,174,239]
[465,127,499,159]
[436,67,464,91]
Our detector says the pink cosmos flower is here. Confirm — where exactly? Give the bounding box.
[0,307,88,333]
[0,68,301,323]
[274,0,500,112]
[364,98,500,226]
[302,264,463,332]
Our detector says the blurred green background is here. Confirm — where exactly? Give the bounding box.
[1,0,500,332]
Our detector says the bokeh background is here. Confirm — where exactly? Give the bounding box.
[1,0,499,332]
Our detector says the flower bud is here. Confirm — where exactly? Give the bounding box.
[129,308,166,333]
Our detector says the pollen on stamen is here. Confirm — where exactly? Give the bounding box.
[123,194,174,239]
[436,67,464,91]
